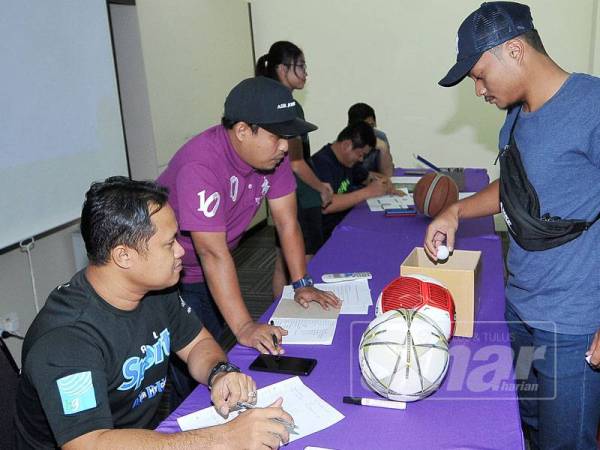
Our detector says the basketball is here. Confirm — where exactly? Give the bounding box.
[375,274,456,339]
[359,308,450,402]
[413,173,458,217]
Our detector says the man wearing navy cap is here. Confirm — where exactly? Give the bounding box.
[158,77,339,359]
[425,2,600,448]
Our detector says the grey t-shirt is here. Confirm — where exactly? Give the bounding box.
[499,73,600,334]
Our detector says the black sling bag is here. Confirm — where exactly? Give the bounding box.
[498,112,600,251]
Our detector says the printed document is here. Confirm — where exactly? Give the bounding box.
[271,317,337,345]
[177,376,345,444]
[317,279,372,314]
[367,188,411,211]
[280,279,372,315]
[271,297,339,345]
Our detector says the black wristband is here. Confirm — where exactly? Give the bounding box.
[207,361,241,389]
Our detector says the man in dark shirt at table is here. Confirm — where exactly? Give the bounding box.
[15,177,292,450]
[311,121,391,242]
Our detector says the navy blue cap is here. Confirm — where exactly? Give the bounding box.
[224,76,317,138]
[439,2,534,87]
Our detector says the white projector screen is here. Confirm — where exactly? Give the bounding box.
[1,0,128,249]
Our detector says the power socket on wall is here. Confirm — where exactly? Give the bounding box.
[0,312,20,335]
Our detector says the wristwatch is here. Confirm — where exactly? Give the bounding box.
[207,361,240,389]
[292,274,314,290]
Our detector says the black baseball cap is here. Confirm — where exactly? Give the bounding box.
[439,2,534,87]
[223,76,318,138]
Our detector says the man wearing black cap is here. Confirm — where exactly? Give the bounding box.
[158,77,340,359]
[424,2,600,448]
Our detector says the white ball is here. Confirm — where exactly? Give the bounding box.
[436,245,450,261]
[359,308,449,402]
[375,274,455,340]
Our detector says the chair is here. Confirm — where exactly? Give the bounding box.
[0,337,20,450]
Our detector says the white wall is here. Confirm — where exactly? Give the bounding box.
[251,0,597,182]
[135,0,256,167]
[593,0,600,74]
[0,225,78,366]
[111,3,159,181]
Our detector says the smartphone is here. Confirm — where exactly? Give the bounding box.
[248,354,317,376]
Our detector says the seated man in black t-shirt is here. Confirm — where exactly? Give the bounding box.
[311,122,392,242]
[15,177,292,450]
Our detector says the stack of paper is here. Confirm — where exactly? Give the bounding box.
[272,279,373,345]
[390,175,421,193]
[317,279,372,315]
[176,376,345,444]
[280,279,372,315]
[271,295,340,345]
[367,188,411,212]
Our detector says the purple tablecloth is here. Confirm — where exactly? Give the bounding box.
[157,168,524,450]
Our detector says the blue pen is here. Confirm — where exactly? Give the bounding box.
[413,153,442,172]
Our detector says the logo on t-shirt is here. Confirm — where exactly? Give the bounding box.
[56,371,97,415]
[132,376,167,409]
[256,177,270,204]
[338,178,351,194]
[261,177,270,196]
[230,176,239,202]
[197,190,220,218]
[179,295,192,314]
[118,328,170,392]
[277,101,296,109]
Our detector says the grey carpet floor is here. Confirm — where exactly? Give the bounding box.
[218,224,277,351]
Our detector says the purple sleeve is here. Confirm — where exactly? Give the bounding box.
[266,155,296,200]
[175,163,227,232]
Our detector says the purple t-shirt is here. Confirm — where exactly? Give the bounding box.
[157,125,295,283]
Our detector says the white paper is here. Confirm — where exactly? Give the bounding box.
[271,289,341,345]
[366,188,411,211]
[390,176,420,195]
[280,280,372,315]
[177,377,345,444]
[272,295,341,320]
[311,279,372,315]
[390,176,422,184]
[304,447,337,450]
[273,317,337,345]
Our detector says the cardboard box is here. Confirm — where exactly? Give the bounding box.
[400,247,481,338]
